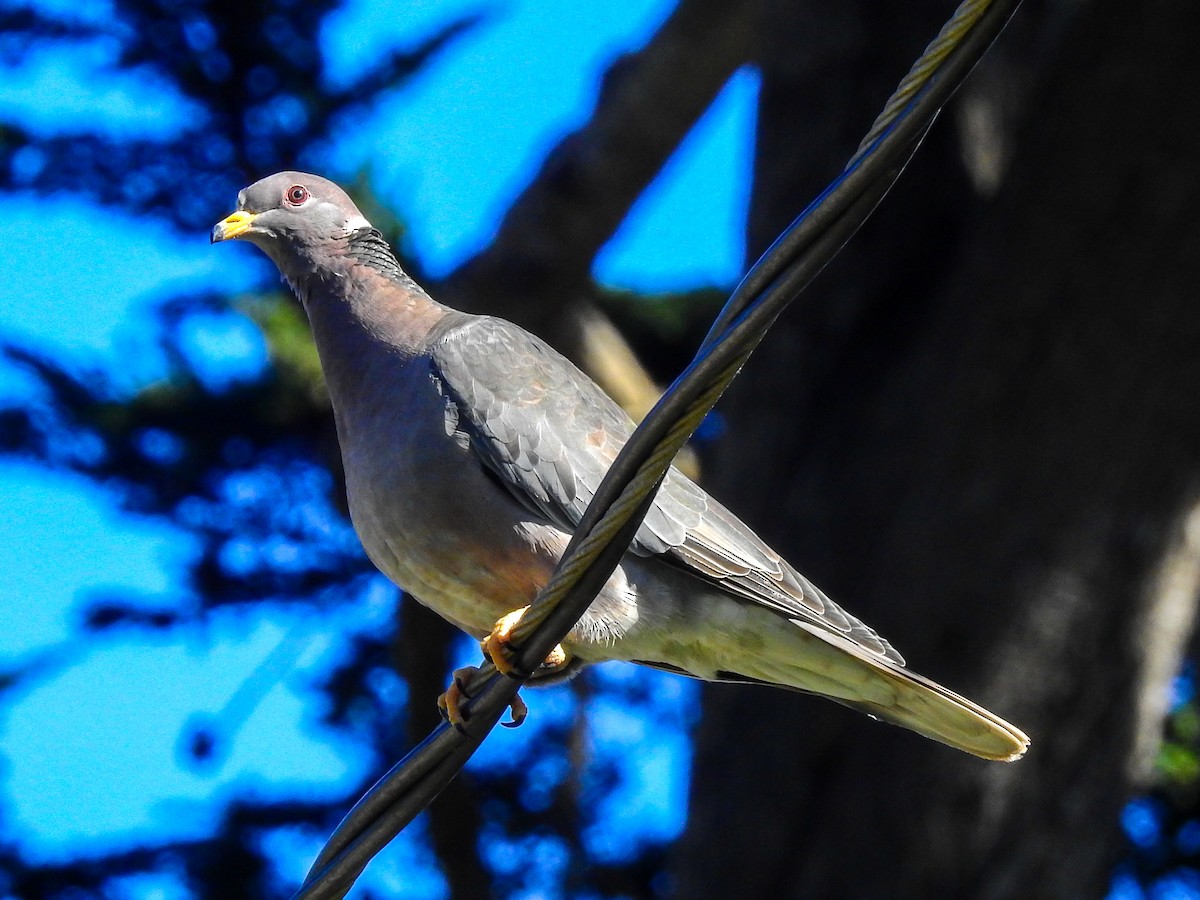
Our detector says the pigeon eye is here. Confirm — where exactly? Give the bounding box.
[285,185,309,205]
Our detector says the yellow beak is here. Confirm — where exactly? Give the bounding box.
[211,210,257,243]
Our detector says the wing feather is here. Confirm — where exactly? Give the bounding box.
[428,315,903,664]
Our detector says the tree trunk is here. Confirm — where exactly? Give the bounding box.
[673,0,1200,897]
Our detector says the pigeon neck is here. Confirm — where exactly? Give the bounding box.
[290,230,444,340]
[344,228,417,287]
[289,230,448,410]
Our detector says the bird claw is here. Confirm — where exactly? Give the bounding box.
[436,665,530,731]
[482,606,569,678]
[437,607,571,732]
[437,666,478,734]
[501,693,529,728]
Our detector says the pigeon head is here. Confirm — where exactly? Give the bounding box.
[212,171,373,275]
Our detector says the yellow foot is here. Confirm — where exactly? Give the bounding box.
[437,665,530,731]
[436,666,479,732]
[483,606,569,678]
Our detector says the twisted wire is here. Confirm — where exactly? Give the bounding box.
[851,0,992,164]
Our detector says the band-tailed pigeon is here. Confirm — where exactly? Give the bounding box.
[213,172,1028,761]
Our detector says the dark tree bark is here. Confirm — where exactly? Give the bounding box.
[673,0,1200,897]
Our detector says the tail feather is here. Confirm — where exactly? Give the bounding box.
[833,664,1029,762]
[742,619,1030,761]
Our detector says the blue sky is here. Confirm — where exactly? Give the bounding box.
[0,0,755,893]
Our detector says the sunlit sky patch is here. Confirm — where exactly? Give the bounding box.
[0,197,258,366]
[2,601,390,859]
[595,66,758,291]
[0,43,203,140]
[0,463,193,659]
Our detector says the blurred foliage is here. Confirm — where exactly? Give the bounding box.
[1160,697,1200,791]
[1105,669,1200,900]
[597,286,727,381]
[0,0,700,897]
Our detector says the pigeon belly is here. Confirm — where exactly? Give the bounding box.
[342,406,557,638]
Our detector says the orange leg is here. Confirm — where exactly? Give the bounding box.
[437,666,478,731]
[437,666,531,731]
[437,607,571,732]
[482,606,569,677]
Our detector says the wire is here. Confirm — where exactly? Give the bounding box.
[292,0,1022,896]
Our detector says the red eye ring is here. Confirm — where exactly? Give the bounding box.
[285,184,309,206]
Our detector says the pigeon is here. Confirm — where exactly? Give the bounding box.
[212,171,1029,761]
